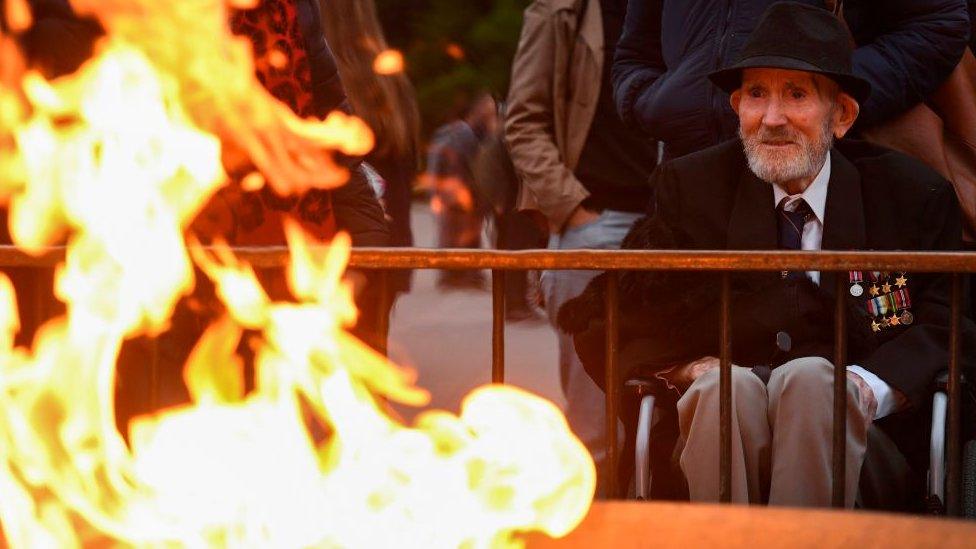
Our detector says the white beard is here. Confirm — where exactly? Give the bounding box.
[740,118,833,186]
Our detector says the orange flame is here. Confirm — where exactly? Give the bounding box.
[372,49,405,75]
[0,1,595,546]
[445,43,465,61]
[5,0,32,33]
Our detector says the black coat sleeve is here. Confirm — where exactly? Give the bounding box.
[611,0,665,135]
[296,0,350,116]
[850,0,969,127]
[331,167,390,247]
[859,182,975,409]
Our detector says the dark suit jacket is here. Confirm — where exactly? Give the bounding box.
[646,138,969,410]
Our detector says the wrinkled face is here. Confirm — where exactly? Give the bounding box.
[731,68,858,189]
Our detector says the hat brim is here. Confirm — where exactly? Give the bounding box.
[708,55,871,104]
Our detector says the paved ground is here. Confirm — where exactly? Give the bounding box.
[387,202,565,420]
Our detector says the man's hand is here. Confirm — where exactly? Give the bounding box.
[562,205,600,232]
[659,356,723,392]
[846,371,878,424]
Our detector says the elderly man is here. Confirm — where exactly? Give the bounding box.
[626,3,968,507]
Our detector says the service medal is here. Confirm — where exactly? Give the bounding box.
[901,311,914,325]
[848,272,865,297]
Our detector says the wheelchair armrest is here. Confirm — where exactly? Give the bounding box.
[933,370,967,393]
[625,378,656,396]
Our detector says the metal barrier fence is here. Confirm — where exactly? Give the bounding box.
[3,246,974,513]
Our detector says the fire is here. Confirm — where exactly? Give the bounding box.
[0,1,595,547]
[373,49,405,75]
[445,43,465,61]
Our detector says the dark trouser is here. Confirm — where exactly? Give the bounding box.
[495,210,545,311]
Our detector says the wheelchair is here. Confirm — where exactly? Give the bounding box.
[625,371,976,516]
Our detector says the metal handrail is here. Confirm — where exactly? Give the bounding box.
[3,245,972,512]
[3,245,976,271]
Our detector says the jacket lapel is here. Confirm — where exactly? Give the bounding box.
[727,164,779,288]
[821,148,867,296]
[728,168,778,250]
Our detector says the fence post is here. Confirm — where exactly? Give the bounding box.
[832,274,848,507]
[492,269,505,384]
[604,272,620,498]
[375,269,390,357]
[719,272,732,503]
[947,273,962,515]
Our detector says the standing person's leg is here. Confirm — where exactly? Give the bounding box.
[676,367,771,504]
[766,357,868,508]
[541,210,639,496]
[438,205,484,289]
[499,210,544,318]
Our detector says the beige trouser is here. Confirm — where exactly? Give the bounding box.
[676,357,869,507]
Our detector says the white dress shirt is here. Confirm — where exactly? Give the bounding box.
[772,155,898,419]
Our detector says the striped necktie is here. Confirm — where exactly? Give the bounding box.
[777,197,814,280]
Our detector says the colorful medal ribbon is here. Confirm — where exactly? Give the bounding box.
[866,271,888,283]
[893,288,911,311]
[866,292,896,317]
[849,271,863,284]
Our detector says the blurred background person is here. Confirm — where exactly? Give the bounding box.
[425,91,498,290]
[320,0,422,296]
[472,102,547,322]
[127,0,392,425]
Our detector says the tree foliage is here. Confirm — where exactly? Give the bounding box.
[375,0,529,136]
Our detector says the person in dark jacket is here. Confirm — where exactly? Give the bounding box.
[569,3,975,507]
[426,92,498,289]
[613,0,970,160]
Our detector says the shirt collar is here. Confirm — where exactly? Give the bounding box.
[771,154,831,224]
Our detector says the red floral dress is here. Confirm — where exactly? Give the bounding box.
[193,0,337,248]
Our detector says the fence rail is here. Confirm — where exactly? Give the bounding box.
[3,245,973,513]
[3,246,976,271]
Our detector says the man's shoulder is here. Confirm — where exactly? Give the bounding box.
[835,139,955,201]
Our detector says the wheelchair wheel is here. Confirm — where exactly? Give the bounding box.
[965,440,976,518]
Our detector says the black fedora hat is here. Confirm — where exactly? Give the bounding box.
[708,2,871,103]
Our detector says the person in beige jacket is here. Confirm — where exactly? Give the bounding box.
[505,0,656,496]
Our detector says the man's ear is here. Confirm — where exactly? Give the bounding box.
[832,92,859,138]
[730,89,742,115]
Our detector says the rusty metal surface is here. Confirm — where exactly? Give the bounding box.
[947,274,963,515]
[375,270,390,357]
[719,273,732,503]
[2,246,976,271]
[832,277,848,507]
[524,502,976,548]
[4,243,972,508]
[604,273,620,499]
[492,270,505,384]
